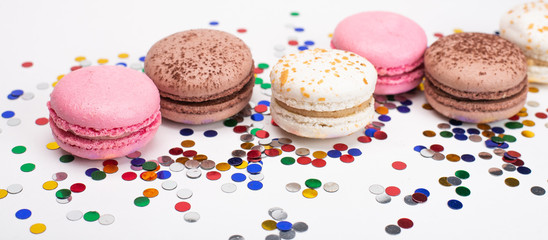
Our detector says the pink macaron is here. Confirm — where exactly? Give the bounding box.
[48,65,162,160]
[331,11,427,95]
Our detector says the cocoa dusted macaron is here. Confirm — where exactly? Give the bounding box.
[144,29,254,124]
[424,32,528,123]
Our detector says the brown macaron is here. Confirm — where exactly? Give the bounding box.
[144,29,254,124]
[424,32,528,123]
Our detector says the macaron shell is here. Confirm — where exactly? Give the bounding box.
[331,11,427,69]
[271,100,374,139]
[49,65,160,129]
[499,1,548,62]
[374,68,424,95]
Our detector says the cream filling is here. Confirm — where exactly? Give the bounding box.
[275,97,373,118]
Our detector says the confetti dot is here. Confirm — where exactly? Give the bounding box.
[302,188,318,198]
[311,159,326,168]
[22,62,33,68]
[12,146,26,154]
[236,28,247,33]
[42,181,58,190]
[180,128,194,136]
[0,189,7,199]
[70,183,86,193]
[83,211,100,222]
[504,177,520,187]
[134,196,150,207]
[206,171,221,180]
[521,130,534,138]
[447,199,463,210]
[97,58,109,64]
[340,154,354,163]
[385,186,401,196]
[392,161,407,170]
[15,209,32,219]
[2,111,15,118]
[35,118,48,125]
[20,163,35,172]
[46,142,59,150]
[247,181,263,190]
[397,218,414,229]
[204,130,218,137]
[29,223,46,234]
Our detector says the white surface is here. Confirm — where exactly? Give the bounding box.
[1,0,547,239]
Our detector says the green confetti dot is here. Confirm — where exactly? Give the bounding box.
[142,162,158,171]
[505,122,523,129]
[55,189,71,199]
[134,196,150,207]
[250,128,261,136]
[260,83,271,89]
[12,146,26,154]
[223,118,238,127]
[258,63,270,69]
[59,155,75,163]
[491,136,504,144]
[502,134,517,143]
[290,12,299,16]
[455,186,471,197]
[83,211,100,222]
[281,157,295,165]
[455,170,470,179]
[255,77,263,85]
[440,131,453,138]
[91,170,106,180]
[20,163,36,172]
[305,178,322,189]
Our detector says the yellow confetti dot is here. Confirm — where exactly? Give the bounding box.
[103,165,119,174]
[143,188,159,198]
[453,28,463,33]
[312,151,327,159]
[234,161,248,169]
[446,154,460,162]
[522,120,535,127]
[477,123,491,130]
[0,189,7,199]
[118,53,129,59]
[241,142,254,150]
[419,82,425,91]
[193,154,208,161]
[181,140,195,148]
[42,181,58,190]
[74,56,86,62]
[52,81,59,87]
[46,142,59,150]
[216,162,231,171]
[423,130,436,137]
[529,86,539,93]
[302,188,318,198]
[375,106,389,115]
[97,58,109,64]
[522,130,535,138]
[176,157,189,164]
[328,33,333,38]
[517,112,528,117]
[422,103,433,110]
[262,220,277,230]
[30,223,46,234]
[482,131,495,138]
[57,74,65,80]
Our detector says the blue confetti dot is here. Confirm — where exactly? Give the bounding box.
[294,27,304,32]
[447,199,463,210]
[11,89,24,97]
[297,46,309,51]
[2,111,15,118]
[85,168,100,177]
[484,140,498,148]
[277,221,293,231]
[491,127,505,134]
[247,181,263,190]
[517,166,531,175]
[204,130,218,137]
[209,21,219,26]
[231,173,246,182]
[139,56,146,62]
[15,209,32,219]
[400,100,413,106]
[247,164,262,174]
[227,157,243,166]
[461,154,475,162]
[251,113,264,121]
[116,62,127,67]
[413,145,426,152]
[157,170,171,179]
[454,134,468,141]
[7,94,18,100]
[452,128,465,134]
[347,148,362,156]
[258,100,270,106]
[304,40,315,46]
[467,128,480,135]
[327,150,342,158]
[396,106,410,113]
[499,143,509,149]
[378,115,391,122]
[131,158,146,166]
[414,188,430,197]
[449,119,462,126]
[365,128,377,137]
[179,128,194,136]
[494,31,500,35]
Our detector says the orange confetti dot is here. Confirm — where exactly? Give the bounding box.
[103,165,119,174]
[376,106,389,115]
[143,188,159,198]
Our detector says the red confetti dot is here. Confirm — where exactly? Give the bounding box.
[535,112,547,119]
[174,201,191,212]
[247,150,261,159]
[271,119,278,126]
[357,136,372,143]
[265,149,281,157]
[122,172,137,181]
[169,147,184,155]
[339,154,354,163]
[397,218,414,229]
[311,159,326,168]
[183,150,197,157]
[392,161,407,170]
[281,144,296,152]
[411,192,427,203]
[513,159,525,166]
[22,62,33,68]
[102,159,118,166]
[248,157,262,162]
[508,115,520,121]
[385,186,401,196]
[430,144,444,152]
[288,40,299,46]
[434,33,444,38]
[35,117,49,125]
[297,156,312,165]
[506,150,521,158]
[233,125,248,133]
[255,130,270,139]
[236,28,247,33]
[254,104,268,113]
[70,183,86,193]
[70,66,82,71]
[254,68,264,74]
[206,171,221,180]
[333,143,348,151]
[502,157,517,164]
[373,131,387,140]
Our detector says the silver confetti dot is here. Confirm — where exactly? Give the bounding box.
[186,168,202,179]
[185,160,201,169]
[369,184,384,195]
[56,195,72,204]
[488,167,503,176]
[277,138,292,144]
[229,235,245,240]
[130,62,144,70]
[268,207,284,217]
[432,152,445,161]
[271,209,288,221]
[7,118,21,126]
[479,152,492,160]
[177,189,193,199]
[66,210,83,221]
[36,82,49,90]
[184,211,200,223]
[279,229,296,239]
[98,214,115,225]
[293,222,308,232]
[232,150,246,158]
[375,193,391,204]
[258,138,272,145]
[7,184,23,194]
[468,134,482,142]
[221,183,237,193]
[265,234,281,240]
[447,176,462,186]
[80,59,92,67]
[249,173,264,181]
[200,160,216,170]
[240,134,254,142]
[404,195,418,206]
[493,148,505,156]
[161,180,177,191]
[286,183,301,192]
[420,148,434,158]
[323,182,339,193]
[437,123,451,129]
[385,224,401,235]
[527,101,539,107]
[531,186,546,196]
[295,148,310,156]
[158,156,174,166]
[502,163,516,172]
[22,92,35,100]
[53,172,68,181]
[169,162,185,172]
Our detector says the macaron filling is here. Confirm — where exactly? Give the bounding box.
[527,57,548,67]
[274,97,373,118]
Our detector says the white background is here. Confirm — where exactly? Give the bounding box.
[1,0,546,239]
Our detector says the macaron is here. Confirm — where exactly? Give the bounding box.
[424,32,528,123]
[500,1,548,83]
[270,48,377,139]
[144,29,254,124]
[331,11,427,95]
[48,65,161,160]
